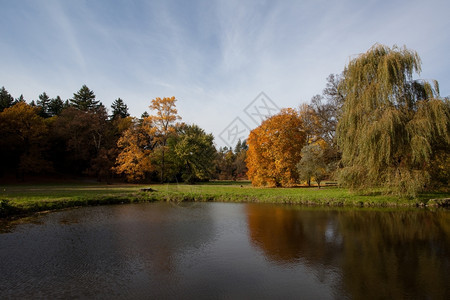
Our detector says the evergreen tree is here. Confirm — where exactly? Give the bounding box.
[37,92,51,118]
[63,99,70,109]
[16,94,26,103]
[70,85,100,111]
[111,98,130,119]
[48,96,64,116]
[234,139,248,153]
[140,111,149,120]
[0,86,14,112]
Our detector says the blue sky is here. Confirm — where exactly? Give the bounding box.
[1,0,449,146]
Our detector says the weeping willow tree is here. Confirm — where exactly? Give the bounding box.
[336,44,449,197]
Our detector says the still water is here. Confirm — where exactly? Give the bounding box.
[0,202,449,299]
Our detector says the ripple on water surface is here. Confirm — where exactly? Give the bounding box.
[0,203,449,299]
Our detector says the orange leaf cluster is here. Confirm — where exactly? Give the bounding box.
[114,117,156,181]
[246,108,306,187]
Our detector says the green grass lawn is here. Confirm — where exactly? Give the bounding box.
[1,181,449,217]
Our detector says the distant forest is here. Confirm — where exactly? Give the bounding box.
[0,86,247,183]
[1,44,448,197]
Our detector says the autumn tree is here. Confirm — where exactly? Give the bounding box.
[246,108,306,187]
[148,96,181,182]
[309,74,345,148]
[84,105,117,181]
[298,103,321,145]
[214,147,235,180]
[336,44,449,197]
[51,106,112,176]
[296,144,327,187]
[114,117,156,181]
[300,74,345,178]
[70,85,100,111]
[214,140,249,180]
[114,96,180,183]
[0,102,51,177]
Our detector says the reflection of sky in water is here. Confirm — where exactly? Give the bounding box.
[325,221,343,245]
[0,203,448,299]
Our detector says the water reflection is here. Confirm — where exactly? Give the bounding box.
[0,203,218,299]
[338,210,450,299]
[0,203,449,299]
[246,205,450,299]
[247,205,343,265]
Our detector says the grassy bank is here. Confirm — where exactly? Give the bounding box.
[1,181,449,218]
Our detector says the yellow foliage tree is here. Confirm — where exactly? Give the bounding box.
[246,108,306,187]
[148,96,181,182]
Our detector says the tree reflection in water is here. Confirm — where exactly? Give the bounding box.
[1,203,448,299]
[246,204,450,299]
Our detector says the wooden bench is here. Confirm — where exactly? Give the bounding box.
[140,188,157,192]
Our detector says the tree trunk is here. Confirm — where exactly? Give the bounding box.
[160,146,165,183]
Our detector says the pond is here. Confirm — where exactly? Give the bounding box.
[0,202,449,299]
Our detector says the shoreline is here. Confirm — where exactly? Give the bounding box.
[1,184,449,218]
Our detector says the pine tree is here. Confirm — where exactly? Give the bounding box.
[16,94,26,103]
[111,98,130,119]
[70,85,100,111]
[37,92,51,118]
[48,96,64,116]
[0,86,14,112]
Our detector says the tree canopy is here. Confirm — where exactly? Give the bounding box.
[70,85,100,111]
[114,117,156,181]
[246,108,306,187]
[111,98,129,119]
[173,124,216,183]
[336,44,449,196]
[36,92,51,118]
[114,98,218,183]
[0,86,14,112]
[148,96,181,182]
[296,143,327,188]
[0,44,447,194]
[0,102,50,177]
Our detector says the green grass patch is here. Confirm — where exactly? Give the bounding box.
[0,181,448,218]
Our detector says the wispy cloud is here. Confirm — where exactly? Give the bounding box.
[0,0,449,145]
[42,0,86,71]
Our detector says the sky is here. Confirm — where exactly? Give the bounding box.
[1,0,449,147]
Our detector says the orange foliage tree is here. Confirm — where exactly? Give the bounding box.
[114,117,156,181]
[114,97,181,182]
[246,108,306,187]
[148,97,181,182]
